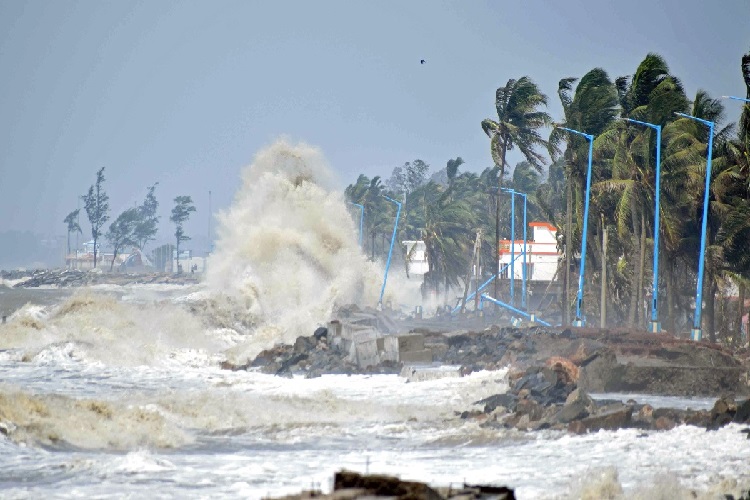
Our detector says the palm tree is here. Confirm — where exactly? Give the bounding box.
[345,175,390,260]
[407,181,479,300]
[63,209,82,260]
[481,76,552,301]
[549,68,619,324]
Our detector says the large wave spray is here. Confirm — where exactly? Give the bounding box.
[206,139,383,356]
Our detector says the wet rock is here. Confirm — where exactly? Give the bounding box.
[568,404,632,434]
[733,399,750,423]
[708,396,737,430]
[555,388,595,424]
[654,415,676,431]
[313,326,328,340]
[475,393,518,414]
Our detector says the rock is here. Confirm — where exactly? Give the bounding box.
[555,388,595,423]
[294,336,316,354]
[709,396,738,430]
[313,327,328,340]
[733,399,750,423]
[475,393,518,414]
[654,416,676,431]
[568,405,633,434]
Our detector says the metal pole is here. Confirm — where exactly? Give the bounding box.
[574,136,594,326]
[350,203,364,247]
[675,112,715,341]
[723,96,750,103]
[522,193,527,309]
[557,127,595,326]
[379,195,402,307]
[624,118,662,333]
[510,190,515,305]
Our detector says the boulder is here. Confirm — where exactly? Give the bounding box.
[555,388,595,423]
[568,404,633,434]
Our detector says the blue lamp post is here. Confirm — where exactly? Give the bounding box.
[557,127,595,327]
[624,118,662,333]
[722,96,750,103]
[675,112,715,341]
[379,195,402,308]
[349,202,364,247]
[502,188,529,309]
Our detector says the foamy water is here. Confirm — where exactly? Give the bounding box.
[1,140,749,499]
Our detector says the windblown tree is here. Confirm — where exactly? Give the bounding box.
[345,174,391,260]
[105,208,139,271]
[170,196,196,273]
[81,167,110,268]
[481,76,552,300]
[63,209,82,257]
[548,68,619,324]
[133,183,160,251]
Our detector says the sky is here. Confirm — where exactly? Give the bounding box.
[0,0,748,253]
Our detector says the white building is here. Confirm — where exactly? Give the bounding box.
[403,240,429,276]
[499,222,560,282]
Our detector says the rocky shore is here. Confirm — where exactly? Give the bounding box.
[1,268,200,288]
[224,307,750,437]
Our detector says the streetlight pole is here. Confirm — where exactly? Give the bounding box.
[675,112,715,341]
[624,118,662,333]
[502,188,529,310]
[722,96,750,103]
[350,202,364,247]
[379,195,402,308]
[557,127,595,327]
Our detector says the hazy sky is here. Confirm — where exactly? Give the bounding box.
[1,0,748,249]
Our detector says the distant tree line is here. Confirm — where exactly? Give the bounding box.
[64,167,197,272]
[345,48,750,344]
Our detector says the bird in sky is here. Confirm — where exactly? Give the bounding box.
[420,59,426,64]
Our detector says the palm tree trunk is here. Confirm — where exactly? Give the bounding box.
[637,211,647,329]
[494,138,509,303]
[627,205,640,328]
[706,269,717,343]
[738,281,746,346]
[600,222,608,328]
[666,259,676,334]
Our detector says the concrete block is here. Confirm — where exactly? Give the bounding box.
[354,339,379,368]
[399,348,433,364]
[397,334,424,353]
[381,335,399,362]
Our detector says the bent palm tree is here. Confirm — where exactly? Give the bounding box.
[481,76,552,301]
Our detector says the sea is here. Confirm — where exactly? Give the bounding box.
[1,139,748,499]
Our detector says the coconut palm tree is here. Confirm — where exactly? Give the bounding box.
[549,68,619,324]
[481,76,552,301]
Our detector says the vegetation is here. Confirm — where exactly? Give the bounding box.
[63,209,82,257]
[345,47,750,344]
[105,208,139,271]
[170,196,196,273]
[81,167,110,268]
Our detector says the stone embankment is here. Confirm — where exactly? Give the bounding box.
[1,269,200,288]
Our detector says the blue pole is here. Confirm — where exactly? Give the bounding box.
[379,195,402,307]
[676,112,715,341]
[510,190,515,305]
[522,193,527,309]
[481,294,552,327]
[350,203,364,247]
[723,96,750,103]
[624,118,662,333]
[558,127,594,326]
